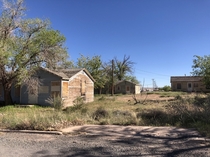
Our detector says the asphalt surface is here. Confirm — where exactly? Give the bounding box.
[0,125,210,157]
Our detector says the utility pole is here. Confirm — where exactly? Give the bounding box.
[152,79,158,90]
[111,59,114,96]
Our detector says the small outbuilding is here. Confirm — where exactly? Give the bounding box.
[114,80,141,94]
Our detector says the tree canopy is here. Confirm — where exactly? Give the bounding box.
[192,55,210,86]
[0,0,139,104]
[76,54,107,93]
[114,55,135,81]
[124,75,140,84]
[74,54,138,94]
[0,0,68,105]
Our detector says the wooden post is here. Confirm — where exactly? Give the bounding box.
[111,59,114,96]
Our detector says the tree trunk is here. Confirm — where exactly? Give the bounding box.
[3,84,13,106]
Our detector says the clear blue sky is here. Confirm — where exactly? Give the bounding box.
[23,0,210,87]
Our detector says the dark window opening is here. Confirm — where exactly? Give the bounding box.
[81,80,86,96]
[177,83,181,89]
[127,86,130,91]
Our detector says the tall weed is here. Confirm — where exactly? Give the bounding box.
[45,96,64,110]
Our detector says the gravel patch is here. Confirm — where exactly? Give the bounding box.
[0,126,210,157]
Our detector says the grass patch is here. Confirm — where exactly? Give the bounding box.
[0,93,210,137]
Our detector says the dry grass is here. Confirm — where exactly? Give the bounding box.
[0,92,210,137]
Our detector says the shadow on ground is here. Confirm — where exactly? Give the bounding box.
[32,125,210,157]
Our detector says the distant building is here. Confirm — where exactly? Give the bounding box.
[114,80,141,94]
[170,76,210,92]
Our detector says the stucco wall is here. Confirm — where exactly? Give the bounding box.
[171,81,210,92]
[115,81,139,94]
[135,85,141,94]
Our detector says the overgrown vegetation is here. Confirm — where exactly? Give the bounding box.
[45,96,64,110]
[0,0,68,105]
[0,92,210,137]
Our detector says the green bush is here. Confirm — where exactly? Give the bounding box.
[161,85,171,92]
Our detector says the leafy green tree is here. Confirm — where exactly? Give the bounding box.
[102,55,135,94]
[0,0,68,105]
[114,55,134,81]
[192,55,210,86]
[124,75,140,84]
[101,61,118,94]
[160,85,171,92]
[76,54,107,94]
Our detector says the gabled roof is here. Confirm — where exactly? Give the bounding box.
[170,76,203,82]
[40,67,95,82]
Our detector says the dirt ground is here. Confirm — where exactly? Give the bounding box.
[1,125,210,157]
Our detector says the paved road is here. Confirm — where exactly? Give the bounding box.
[0,125,210,157]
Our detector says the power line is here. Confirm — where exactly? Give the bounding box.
[135,69,170,77]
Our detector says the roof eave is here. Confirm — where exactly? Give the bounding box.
[82,68,95,82]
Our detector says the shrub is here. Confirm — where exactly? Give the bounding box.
[161,85,171,92]
[92,107,109,121]
[73,96,84,106]
[112,110,138,125]
[165,97,210,128]
[98,96,106,101]
[137,109,167,125]
[113,110,132,117]
[64,97,85,113]
[175,95,182,100]
[45,96,64,110]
